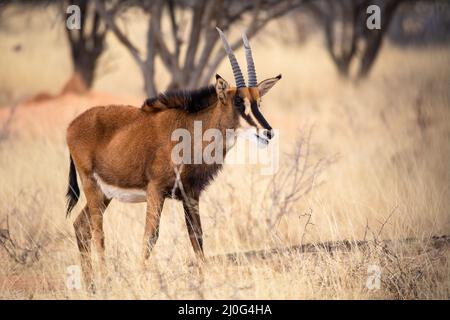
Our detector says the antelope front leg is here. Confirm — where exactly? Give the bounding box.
[183,196,205,262]
[142,183,164,265]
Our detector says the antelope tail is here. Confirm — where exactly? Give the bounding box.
[66,155,80,217]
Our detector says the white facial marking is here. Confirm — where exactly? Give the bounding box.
[242,98,264,130]
[239,116,253,130]
[244,99,251,115]
[236,127,270,149]
[94,172,146,203]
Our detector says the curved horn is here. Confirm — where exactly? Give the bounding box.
[216,27,246,88]
[242,32,257,87]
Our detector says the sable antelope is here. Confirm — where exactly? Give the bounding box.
[66,28,281,288]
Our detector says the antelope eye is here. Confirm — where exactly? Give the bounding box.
[233,96,245,112]
[234,95,244,105]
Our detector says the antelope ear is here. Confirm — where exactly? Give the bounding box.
[257,74,281,97]
[215,74,229,104]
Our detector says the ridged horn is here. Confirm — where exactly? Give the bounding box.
[216,27,246,88]
[241,32,257,87]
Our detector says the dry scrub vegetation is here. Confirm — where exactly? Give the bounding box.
[0,11,449,299]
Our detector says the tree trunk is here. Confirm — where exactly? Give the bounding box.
[73,48,97,88]
[310,0,403,81]
[357,0,403,79]
[63,0,107,94]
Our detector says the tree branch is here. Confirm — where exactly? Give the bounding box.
[183,0,207,75]
[94,0,144,69]
[202,0,306,85]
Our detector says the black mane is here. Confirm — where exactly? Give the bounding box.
[142,85,218,113]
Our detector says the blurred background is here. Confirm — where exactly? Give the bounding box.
[1,0,449,102]
[0,0,449,299]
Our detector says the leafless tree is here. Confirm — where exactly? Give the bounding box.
[0,0,112,93]
[62,0,110,92]
[307,0,405,79]
[94,0,309,97]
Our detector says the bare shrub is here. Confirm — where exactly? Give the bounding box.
[264,127,337,236]
[0,190,71,267]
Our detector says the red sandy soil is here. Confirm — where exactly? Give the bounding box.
[0,92,144,135]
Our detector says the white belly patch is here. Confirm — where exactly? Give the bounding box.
[93,172,147,203]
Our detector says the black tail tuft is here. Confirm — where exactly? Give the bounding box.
[66,155,80,217]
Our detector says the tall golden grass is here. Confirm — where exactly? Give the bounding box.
[0,8,449,299]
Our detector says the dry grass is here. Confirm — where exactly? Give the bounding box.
[0,9,449,299]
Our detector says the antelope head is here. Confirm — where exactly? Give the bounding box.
[216,27,281,147]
